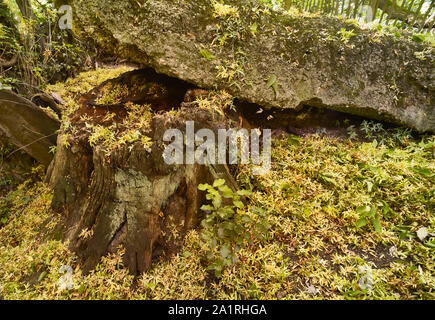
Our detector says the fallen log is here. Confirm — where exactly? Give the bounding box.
[60,0,434,131]
[0,90,60,166]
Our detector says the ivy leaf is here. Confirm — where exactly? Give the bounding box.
[212,193,222,209]
[200,204,214,211]
[213,179,226,187]
[198,183,210,191]
[219,184,233,197]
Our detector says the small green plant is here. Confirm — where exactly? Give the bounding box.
[48,145,57,154]
[390,127,412,145]
[266,74,278,95]
[199,48,216,61]
[216,60,245,85]
[347,125,358,140]
[338,28,355,43]
[355,205,382,232]
[198,179,269,277]
[411,34,425,43]
[212,1,240,19]
[355,201,393,233]
[60,134,71,149]
[83,103,153,154]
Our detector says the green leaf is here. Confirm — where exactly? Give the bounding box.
[78,283,87,295]
[287,135,301,146]
[423,240,435,249]
[220,244,232,259]
[219,185,233,197]
[412,34,425,43]
[271,81,278,94]
[213,179,226,187]
[250,22,257,36]
[319,173,337,187]
[199,48,215,61]
[356,205,371,216]
[233,200,244,209]
[241,215,253,224]
[412,167,432,177]
[373,218,382,233]
[38,271,48,282]
[208,261,223,278]
[236,189,252,197]
[212,193,222,209]
[217,206,234,218]
[266,74,277,89]
[198,183,210,191]
[200,205,214,211]
[356,217,369,228]
[217,227,225,239]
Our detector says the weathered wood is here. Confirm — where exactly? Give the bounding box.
[0,90,60,166]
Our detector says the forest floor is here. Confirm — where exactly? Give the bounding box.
[0,67,433,300]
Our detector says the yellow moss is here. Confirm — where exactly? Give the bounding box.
[85,103,153,153]
[212,1,239,19]
[94,83,129,105]
[46,66,133,115]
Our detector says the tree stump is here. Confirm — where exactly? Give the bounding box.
[46,69,238,274]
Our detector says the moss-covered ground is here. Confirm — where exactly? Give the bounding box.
[0,67,433,300]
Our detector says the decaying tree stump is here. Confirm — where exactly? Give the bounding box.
[47,69,238,274]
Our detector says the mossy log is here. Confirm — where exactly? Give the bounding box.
[59,0,433,131]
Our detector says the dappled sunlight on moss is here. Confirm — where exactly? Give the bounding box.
[45,66,134,115]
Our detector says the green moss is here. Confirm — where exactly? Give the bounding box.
[46,66,133,115]
[1,124,433,299]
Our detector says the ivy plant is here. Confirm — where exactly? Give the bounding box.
[198,179,269,278]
